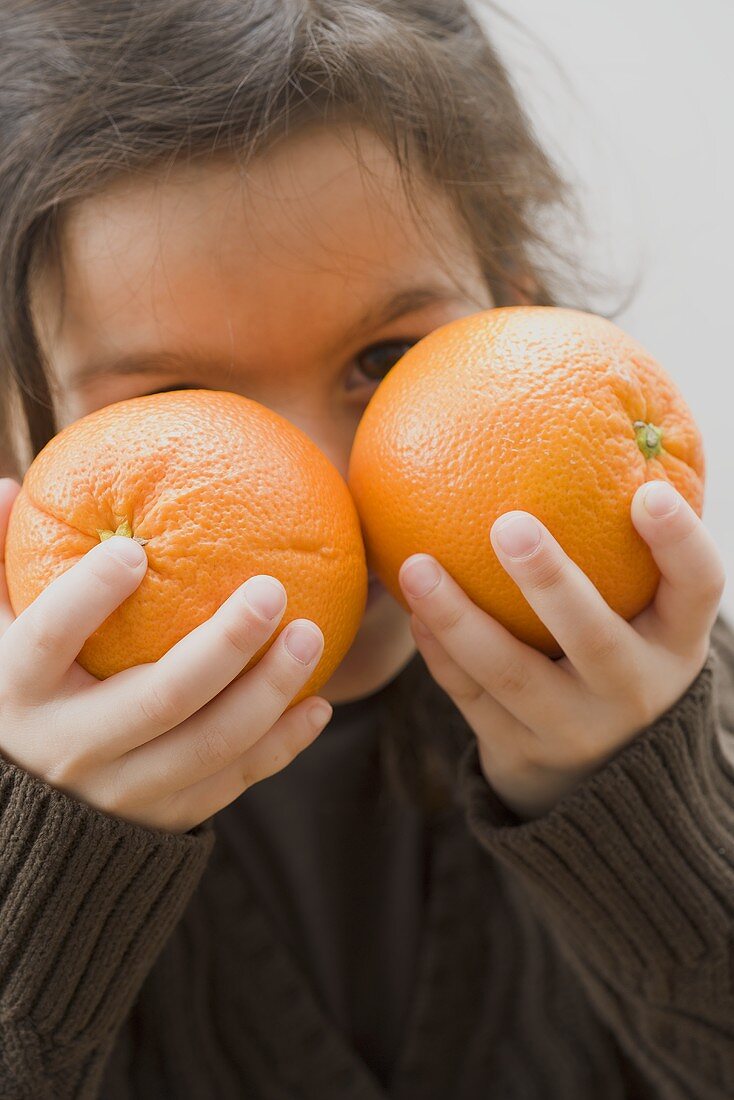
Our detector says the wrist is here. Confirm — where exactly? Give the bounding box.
[476,740,593,823]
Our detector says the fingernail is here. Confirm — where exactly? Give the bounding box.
[493,513,542,559]
[643,480,679,517]
[243,575,286,620]
[102,535,146,566]
[285,622,322,664]
[401,555,441,598]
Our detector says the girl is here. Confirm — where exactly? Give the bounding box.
[0,2,732,1097]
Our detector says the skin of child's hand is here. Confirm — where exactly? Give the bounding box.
[0,478,332,834]
[398,479,727,822]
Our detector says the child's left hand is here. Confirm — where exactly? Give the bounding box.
[398,479,727,822]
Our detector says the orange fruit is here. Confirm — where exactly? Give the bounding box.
[5,389,367,704]
[348,306,705,656]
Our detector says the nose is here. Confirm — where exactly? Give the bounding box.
[308,436,352,486]
[321,446,351,485]
[269,404,356,486]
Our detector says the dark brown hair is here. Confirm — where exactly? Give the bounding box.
[0,0,624,814]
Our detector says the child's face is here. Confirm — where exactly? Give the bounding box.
[31,123,493,703]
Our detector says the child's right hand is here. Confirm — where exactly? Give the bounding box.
[0,478,332,834]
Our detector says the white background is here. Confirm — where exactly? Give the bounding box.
[477,0,734,620]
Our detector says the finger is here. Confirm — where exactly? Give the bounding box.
[399,553,575,730]
[111,617,325,799]
[410,612,610,785]
[1,536,148,699]
[81,573,290,756]
[157,696,332,833]
[630,480,726,652]
[0,478,21,637]
[488,511,640,691]
[411,620,548,792]
[410,612,523,741]
[410,613,484,705]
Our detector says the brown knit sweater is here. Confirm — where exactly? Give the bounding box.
[1,613,733,1099]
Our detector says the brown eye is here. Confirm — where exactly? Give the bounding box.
[352,341,416,386]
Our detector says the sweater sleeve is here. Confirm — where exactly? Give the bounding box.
[0,758,215,1099]
[457,611,734,1100]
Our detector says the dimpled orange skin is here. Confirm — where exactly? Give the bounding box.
[347,306,705,657]
[5,389,368,706]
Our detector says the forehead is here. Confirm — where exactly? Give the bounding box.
[32,124,481,366]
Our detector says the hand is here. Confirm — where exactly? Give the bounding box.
[398,479,727,822]
[0,477,332,834]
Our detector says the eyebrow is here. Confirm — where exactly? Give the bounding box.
[67,283,468,388]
